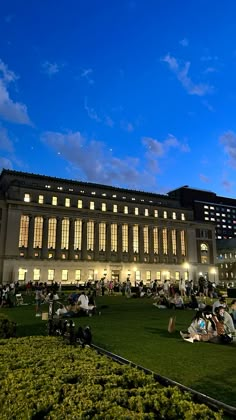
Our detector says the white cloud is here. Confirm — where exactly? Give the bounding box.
[84,97,101,122]
[222,179,234,192]
[81,68,94,84]
[0,156,13,170]
[0,125,14,152]
[199,174,210,183]
[0,59,31,125]
[219,131,236,168]
[161,53,213,96]
[41,61,60,76]
[179,38,189,47]
[120,121,134,132]
[142,134,190,158]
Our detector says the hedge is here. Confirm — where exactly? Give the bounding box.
[0,336,222,419]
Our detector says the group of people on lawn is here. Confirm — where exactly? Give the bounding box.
[180,297,236,344]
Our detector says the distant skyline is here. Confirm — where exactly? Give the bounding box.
[1,1,236,198]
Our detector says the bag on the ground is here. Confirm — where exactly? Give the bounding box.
[168,316,176,333]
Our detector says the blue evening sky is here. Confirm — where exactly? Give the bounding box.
[1,0,236,197]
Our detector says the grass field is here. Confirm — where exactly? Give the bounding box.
[1,293,236,408]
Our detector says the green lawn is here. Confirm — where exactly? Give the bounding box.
[1,294,236,408]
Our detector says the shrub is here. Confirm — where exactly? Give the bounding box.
[0,315,16,338]
[0,336,222,419]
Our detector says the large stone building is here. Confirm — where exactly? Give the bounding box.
[0,169,218,285]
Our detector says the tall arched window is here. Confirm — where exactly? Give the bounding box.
[200,243,209,264]
[19,215,29,247]
[33,217,43,248]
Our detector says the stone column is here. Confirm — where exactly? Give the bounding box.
[42,216,49,259]
[106,223,111,261]
[68,218,75,260]
[128,224,134,262]
[55,218,62,259]
[27,215,34,258]
[81,220,87,260]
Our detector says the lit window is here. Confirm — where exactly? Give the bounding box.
[111,223,117,252]
[24,193,30,203]
[102,193,107,197]
[124,206,128,214]
[146,271,151,281]
[99,222,106,251]
[52,196,58,205]
[210,218,215,221]
[91,191,96,195]
[204,205,209,209]
[74,219,82,251]
[154,209,158,218]
[144,209,149,216]
[80,190,84,193]
[48,253,53,259]
[19,215,29,248]
[113,204,117,213]
[57,186,63,190]
[33,268,40,281]
[90,201,95,210]
[204,211,209,215]
[62,270,68,281]
[69,188,73,192]
[205,217,209,220]
[87,221,94,251]
[162,228,168,254]
[143,226,149,253]
[210,206,214,210]
[112,194,117,198]
[135,207,139,215]
[33,217,43,248]
[48,218,57,249]
[65,198,70,207]
[102,203,106,211]
[75,269,81,281]
[61,218,69,249]
[132,197,136,201]
[48,269,55,281]
[62,254,66,259]
[38,195,44,204]
[122,196,126,199]
[181,213,185,221]
[45,185,51,189]
[172,212,176,220]
[163,211,167,219]
[77,199,83,208]
[133,225,139,253]
[18,268,27,281]
[122,224,128,252]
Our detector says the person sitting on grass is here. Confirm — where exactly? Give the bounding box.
[180,308,217,343]
[169,293,184,310]
[77,291,95,315]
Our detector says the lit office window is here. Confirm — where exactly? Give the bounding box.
[19,215,29,247]
[122,224,128,252]
[52,196,58,206]
[18,268,27,281]
[75,269,81,281]
[124,205,129,214]
[162,228,168,254]
[200,243,208,264]
[180,230,186,256]
[113,204,117,213]
[65,198,70,207]
[181,213,185,221]
[33,217,43,248]
[133,224,139,253]
[33,268,40,281]
[77,199,83,208]
[87,220,94,250]
[135,270,141,281]
[153,227,159,254]
[111,223,117,252]
[156,271,161,280]
[48,218,57,249]
[48,269,55,281]
[172,212,176,220]
[24,193,31,202]
[163,211,167,219]
[99,222,106,251]
[61,218,69,249]
[38,195,44,204]
[154,209,158,218]
[172,229,177,255]
[74,219,82,250]
[143,226,149,253]
[90,201,95,210]
[135,207,139,215]
[144,209,149,216]
[146,271,151,281]
[102,203,106,212]
[175,271,180,281]
[62,270,68,281]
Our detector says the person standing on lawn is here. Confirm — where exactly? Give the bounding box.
[35,287,44,317]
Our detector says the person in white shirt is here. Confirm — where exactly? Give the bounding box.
[78,292,94,314]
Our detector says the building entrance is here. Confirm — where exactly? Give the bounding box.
[111,271,120,282]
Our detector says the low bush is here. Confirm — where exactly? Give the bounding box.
[0,336,222,419]
[0,314,16,338]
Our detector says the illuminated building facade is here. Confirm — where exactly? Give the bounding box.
[0,170,217,285]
